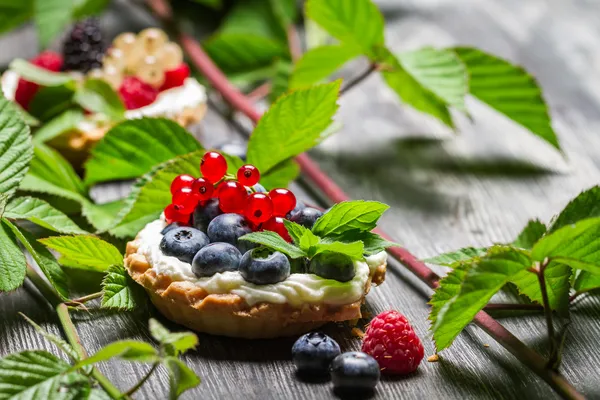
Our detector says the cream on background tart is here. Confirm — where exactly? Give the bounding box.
[124,152,392,339]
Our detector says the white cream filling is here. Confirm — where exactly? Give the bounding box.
[135,219,387,307]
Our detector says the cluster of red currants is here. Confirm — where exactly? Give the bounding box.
[165,151,297,241]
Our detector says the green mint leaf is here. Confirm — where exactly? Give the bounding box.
[4,196,87,234]
[39,235,123,272]
[164,357,201,400]
[424,247,487,267]
[84,118,202,186]
[247,81,340,174]
[283,219,318,252]
[239,231,307,259]
[429,263,471,328]
[532,217,600,273]
[311,200,389,237]
[432,247,532,351]
[549,186,600,233]
[20,313,80,362]
[0,95,33,197]
[6,221,70,300]
[101,264,145,311]
[289,45,359,90]
[0,219,27,292]
[34,0,74,49]
[0,2,33,35]
[0,351,89,399]
[453,47,560,151]
[81,199,126,232]
[512,219,546,249]
[510,262,571,313]
[9,59,74,86]
[306,0,384,58]
[32,109,84,144]
[149,319,198,356]
[574,270,600,293]
[72,340,159,370]
[310,240,364,261]
[74,79,125,121]
[28,85,75,122]
[320,230,397,256]
[259,159,300,190]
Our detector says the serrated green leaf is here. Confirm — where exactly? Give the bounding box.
[40,235,123,272]
[290,44,360,90]
[4,197,86,234]
[453,47,560,151]
[149,319,198,356]
[306,0,384,58]
[429,263,471,328]
[424,247,487,267]
[28,85,75,122]
[87,388,112,400]
[311,200,389,237]
[101,264,144,311]
[432,247,532,351]
[512,219,546,249]
[26,144,86,197]
[259,159,300,189]
[0,219,27,292]
[247,81,340,174]
[269,59,292,103]
[510,262,571,312]
[283,220,318,252]
[0,351,89,400]
[72,0,110,18]
[72,340,159,370]
[549,186,600,233]
[20,313,79,362]
[219,0,285,41]
[34,0,75,49]
[239,231,306,259]
[9,100,39,127]
[310,240,364,261]
[0,1,34,35]
[74,79,125,121]
[328,230,398,256]
[269,0,297,28]
[32,109,84,144]
[164,357,201,400]
[0,95,33,197]
[574,271,600,293]
[9,59,74,86]
[84,118,202,186]
[19,173,85,203]
[81,199,126,232]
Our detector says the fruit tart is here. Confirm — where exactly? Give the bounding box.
[125,152,393,339]
[2,20,206,166]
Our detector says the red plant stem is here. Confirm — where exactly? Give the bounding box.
[286,24,302,62]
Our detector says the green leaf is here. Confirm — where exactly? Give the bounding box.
[0,219,27,292]
[39,235,123,272]
[20,313,79,362]
[453,47,560,151]
[311,200,389,237]
[269,0,297,27]
[259,159,300,190]
[26,144,86,198]
[432,247,532,351]
[290,45,360,89]
[510,262,571,312]
[0,351,89,400]
[28,85,75,122]
[81,199,126,232]
[101,264,145,311]
[72,0,110,18]
[6,221,70,300]
[164,357,201,400]
[32,109,84,144]
[10,101,40,127]
[549,186,600,233]
[424,247,487,267]
[0,0,34,35]
[149,319,198,356]
[74,79,125,121]
[9,59,75,86]
[306,0,384,58]
[283,220,318,251]
[34,0,75,49]
[72,341,159,370]
[310,240,364,261]
[4,196,86,234]
[429,263,470,328]
[329,230,398,256]
[0,95,33,196]
[189,0,222,8]
[247,81,340,174]
[512,219,546,249]
[219,0,285,41]
[20,173,85,203]
[269,59,293,103]
[84,118,202,186]
[239,231,307,259]
[574,271,600,293]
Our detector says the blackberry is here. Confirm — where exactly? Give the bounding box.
[62,18,106,73]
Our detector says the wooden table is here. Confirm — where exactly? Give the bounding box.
[2,0,600,398]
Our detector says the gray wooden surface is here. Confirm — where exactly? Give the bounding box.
[2,0,600,399]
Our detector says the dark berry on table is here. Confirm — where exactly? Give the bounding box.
[192,198,222,232]
[207,213,254,252]
[161,222,182,235]
[15,51,64,110]
[201,151,227,183]
[172,187,198,214]
[289,257,308,274]
[192,242,241,277]
[160,63,190,91]
[289,207,323,229]
[292,332,341,374]
[217,180,247,213]
[286,200,306,219]
[191,177,214,201]
[262,217,292,242]
[214,142,247,161]
[269,188,296,217]
[244,193,273,224]
[159,227,209,264]
[164,204,191,225]
[170,174,195,195]
[119,77,158,110]
[330,352,380,391]
[309,252,355,282]
[239,248,290,285]
[237,164,260,187]
[62,18,106,73]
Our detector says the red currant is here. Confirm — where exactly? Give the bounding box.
[172,187,199,214]
[170,174,195,195]
[245,193,273,224]
[237,164,260,187]
[217,180,247,213]
[164,203,191,224]
[263,217,292,242]
[191,177,214,201]
[269,188,297,217]
[201,151,228,183]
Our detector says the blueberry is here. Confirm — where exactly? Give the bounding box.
[161,222,181,235]
[214,142,247,161]
[239,248,290,284]
[192,242,241,277]
[286,200,306,219]
[207,213,256,252]
[292,332,341,374]
[309,252,355,282]
[289,207,323,229]
[192,198,222,232]
[330,352,380,391]
[160,227,209,264]
[246,183,267,194]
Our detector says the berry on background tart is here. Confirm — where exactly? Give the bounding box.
[2,20,206,166]
[125,152,392,339]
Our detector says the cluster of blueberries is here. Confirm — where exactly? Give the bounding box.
[292,332,380,392]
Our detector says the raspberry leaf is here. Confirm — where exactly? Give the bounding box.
[101,265,145,311]
[574,271,600,293]
[424,247,488,267]
[72,340,160,370]
[149,319,198,356]
[512,219,546,249]
[311,200,389,237]
[260,159,300,190]
[34,0,75,49]
[81,199,126,232]
[0,219,27,292]
[510,262,571,313]
[9,59,75,86]
[32,109,84,144]
[4,196,87,234]
[548,186,600,233]
[239,231,306,259]
[0,96,32,197]
[429,263,471,329]
[74,79,125,121]
[164,357,202,400]
[28,85,75,121]
[290,44,360,89]
[40,235,123,272]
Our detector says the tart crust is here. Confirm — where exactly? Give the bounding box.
[125,239,386,339]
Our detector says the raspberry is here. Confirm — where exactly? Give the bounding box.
[361,310,424,375]
[32,51,64,72]
[160,63,190,91]
[118,77,158,110]
[14,51,64,110]
[62,18,106,73]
